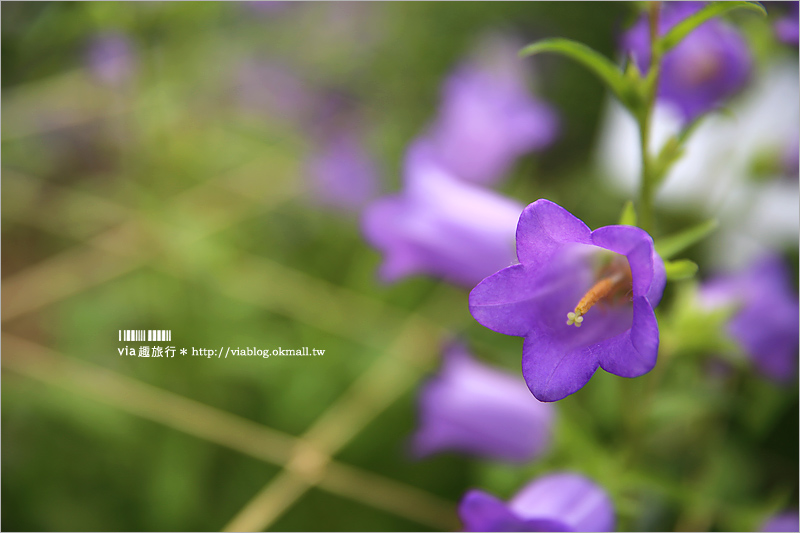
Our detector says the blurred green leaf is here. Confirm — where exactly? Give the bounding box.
[618,201,638,226]
[664,259,698,280]
[660,2,767,53]
[655,219,718,259]
[519,38,637,108]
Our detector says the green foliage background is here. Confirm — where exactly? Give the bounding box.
[2,2,797,531]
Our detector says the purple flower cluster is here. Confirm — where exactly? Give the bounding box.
[621,1,752,122]
[459,472,615,532]
[412,343,553,463]
[470,200,665,402]
[699,255,799,383]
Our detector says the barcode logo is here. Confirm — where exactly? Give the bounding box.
[118,330,172,341]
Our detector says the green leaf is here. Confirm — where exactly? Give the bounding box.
[519,38,634,106]
[660,2,767,53]
[664,259,699,280]
[618,201,638,226]
[655,219,718,259]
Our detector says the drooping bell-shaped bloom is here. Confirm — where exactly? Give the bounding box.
[362,140,523,287]
[699,255,799,383]
[621,1,752,122]
[305,130,379,212]
[459,472,615,532]
[85,33,137,87]
[411,343,554,463]
[470,200,665,402]
[762,510,800,532]
[423,42,559,185]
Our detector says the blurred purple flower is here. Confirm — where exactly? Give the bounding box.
[423,58,559,185]
[774,2,799,45]
[306,130,379,212]
[85,33,136,87]
[762,510,800,532]
[699,255,799,383]
[459,472,615,532]
[412,343,554,463]
[621,1,752,122]
[470,200,665,402]
[362,140,523,287]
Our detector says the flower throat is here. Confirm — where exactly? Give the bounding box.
[566,258,632,328]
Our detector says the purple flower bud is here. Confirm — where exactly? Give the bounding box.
[411,343,554,463]
[362,140,523,287]
[762,510,800,532]
[621,1,752,122]
[305,131,379,212]
[85,33,136,87]
[699,255,799,383]
[470,200,665,402]
[459,472,616,532]
[424,50,559,185]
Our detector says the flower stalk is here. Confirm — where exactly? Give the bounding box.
[638,1,662,235]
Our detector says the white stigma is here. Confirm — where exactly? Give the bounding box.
[566,311,584,328]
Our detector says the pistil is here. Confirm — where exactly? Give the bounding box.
[566,262,632,327]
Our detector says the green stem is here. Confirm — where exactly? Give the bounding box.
[638,1,662,235]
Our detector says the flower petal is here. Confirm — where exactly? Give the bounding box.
[459,490,529,532]
[591,225,656,298]
[516,200,592,268]
[470,264,542,337]
[521,332,600,402]
[596,296,659,378]
[509,472,616,532]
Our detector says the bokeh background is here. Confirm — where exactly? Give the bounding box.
[2,2,798,532]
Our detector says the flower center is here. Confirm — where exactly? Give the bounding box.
[566,259,633,328]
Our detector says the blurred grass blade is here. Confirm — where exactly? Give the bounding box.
[655,219,718,259]
[618,201,638,226]
[660,2,766,52]
[664,259,699,280]
[519,38,629,103]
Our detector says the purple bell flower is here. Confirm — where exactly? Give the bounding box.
[470,200,665,402]
[621,1,752,122]
[459,472,616,532]
[411,343,554,463]
[762,510,800,532]
[306,130,379,212]
[699,255,799,383]
[362,140,523,287]
[423,56,559,185]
